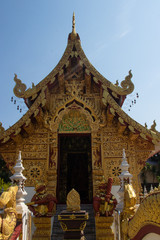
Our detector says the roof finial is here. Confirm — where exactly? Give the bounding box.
[72,12,76,35]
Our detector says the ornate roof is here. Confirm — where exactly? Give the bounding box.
[13,14,134,102]
[0,13,160,145]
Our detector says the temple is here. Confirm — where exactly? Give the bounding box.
[1,14,160,240]
[0,13,160,205]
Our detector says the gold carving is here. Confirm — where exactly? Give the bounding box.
[80,221,86,231]
[0,186,18,240]
[121,187,160,239]
[121,184,137,240]
[23,144,47,152]
[0,122,4,135]
[48,98,100,133]
[49,145,57,168]
[23,160,46,186]
[95,216,114,240]
[93,145,102,168]
[123,184,136,217]
[59,109,91,132]
[13,73,27,98]
[32,217,52,240]
[109,70,134,95]
[23,152,47,159]
[120,70,134,94]
[66,189,80,211]
[110,108,115,116]
[150,119,157,132]
[60,222,68,231]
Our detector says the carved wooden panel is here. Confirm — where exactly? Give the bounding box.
[102,125,153,194]
[23,160,47,186]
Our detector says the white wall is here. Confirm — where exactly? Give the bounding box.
[25,187,35,203]
[111,185,120,203]
[143,233,160,240]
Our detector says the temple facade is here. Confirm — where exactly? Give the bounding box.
[0,14,160,203]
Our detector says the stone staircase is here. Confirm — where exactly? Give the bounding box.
[51,204,96,240]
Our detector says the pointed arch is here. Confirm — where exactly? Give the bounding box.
[48,97,100,133]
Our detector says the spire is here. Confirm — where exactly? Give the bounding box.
[10,151,27,214]
[69,12,79,41]
[72,12,76,35]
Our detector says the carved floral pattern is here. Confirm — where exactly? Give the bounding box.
[30,167,41,178]
[59,109,90,132]
[112,167,121,176]
[23,161,46,186]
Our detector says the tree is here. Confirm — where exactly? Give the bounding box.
[141,162,152,185]
[0,155,11,183]
[140,152,160,192]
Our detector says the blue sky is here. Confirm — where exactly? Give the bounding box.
[0,0,160,130]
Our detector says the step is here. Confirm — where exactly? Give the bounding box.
[51,204,96,240]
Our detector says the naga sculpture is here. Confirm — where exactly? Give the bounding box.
[93,177,117,217]
[0,185,18,240]
[120,184,160,239]
[27,182,57,217]
[121,184,137,240]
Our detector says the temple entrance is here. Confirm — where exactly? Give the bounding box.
[57,134,93,203]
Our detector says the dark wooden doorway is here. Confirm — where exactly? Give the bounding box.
[57,134,93,203]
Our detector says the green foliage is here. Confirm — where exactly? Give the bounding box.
[141,153,160,184]
[0,155,11,183]
[157,176,160,183]
[0,155,12,193]
[145,162,152,170]
[0,178,11,192]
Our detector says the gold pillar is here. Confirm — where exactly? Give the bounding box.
[95,216,114,240]
[32,217,52,240]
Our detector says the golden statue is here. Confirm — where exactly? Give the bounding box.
[121,184,136,240]
[0,185,18,240]
[93,177,117,217]
[123,184,136,216]
[27,182,57,217]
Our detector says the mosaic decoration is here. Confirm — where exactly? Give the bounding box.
[59,109,91,132]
